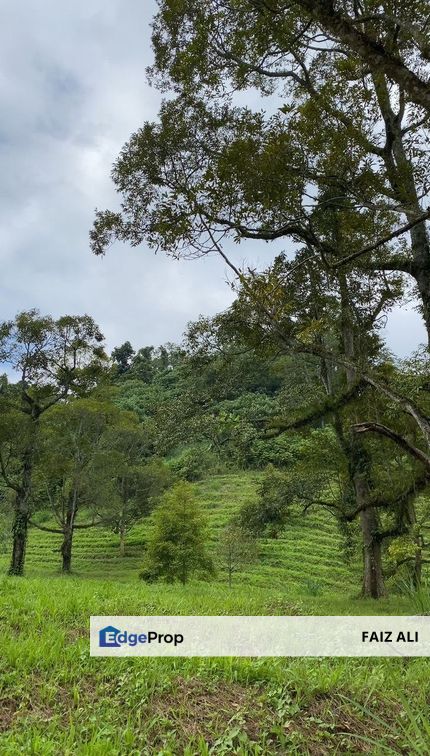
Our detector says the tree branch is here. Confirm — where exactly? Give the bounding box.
[334,208,430,269]
[353,422,430,470]
[29,520,63,534]
[0,448,20,493]
[296,0,430,114]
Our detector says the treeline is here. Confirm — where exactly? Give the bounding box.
[1,306,430,597]
[0,309,289,579]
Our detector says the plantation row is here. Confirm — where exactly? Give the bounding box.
[0,474,359,593]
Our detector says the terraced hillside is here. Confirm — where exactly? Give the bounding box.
[1,473,360,593]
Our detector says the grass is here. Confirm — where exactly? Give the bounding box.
[1,471,430,754]
[1,473,360,593]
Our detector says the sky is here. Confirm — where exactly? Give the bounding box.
[0,0,426,357]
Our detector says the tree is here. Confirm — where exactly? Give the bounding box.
[218,524,258,587]
[0,310,107,575]
[149,1,430,115]
[98,424,173,555]
[129,347,155,383]
[31,399,117,573]
[92,2,430,345]
[140,481,214,584]
[239,465,293,539]
[111,341,135,375]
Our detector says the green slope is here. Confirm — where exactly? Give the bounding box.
[2,472,360,593]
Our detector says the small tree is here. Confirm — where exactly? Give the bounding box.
[239,465,292,538]
[98,426,173,556]
[140,481,213,584]
[31,399,116,573]
[218,524,258,587]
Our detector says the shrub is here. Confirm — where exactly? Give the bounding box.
[168,447,215,481]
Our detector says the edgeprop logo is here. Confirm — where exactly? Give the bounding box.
[99,625,184,648]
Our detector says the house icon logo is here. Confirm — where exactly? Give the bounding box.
[99,625,121,647]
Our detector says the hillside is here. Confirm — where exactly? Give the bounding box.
[1,473,360,594]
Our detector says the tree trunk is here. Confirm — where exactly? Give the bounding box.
[119,528,126,557]
[337,278,387,597]
[61,488,78,573]
[412,247,430,347]
[348,428,386,599]
[357,485,386,599]
[372,72,430,347]
[298,0,430,116]
[9,500,29,576]
[61,527,73,573]
[395,140,430,347]
[8,436,36,576]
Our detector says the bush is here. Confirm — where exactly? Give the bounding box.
[248,436,296,469]
[168,447,216,481]
[238,465,291,538]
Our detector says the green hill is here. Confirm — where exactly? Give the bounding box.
[2,472,360,593]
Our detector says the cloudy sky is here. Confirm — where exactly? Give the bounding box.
[0,0,426,357]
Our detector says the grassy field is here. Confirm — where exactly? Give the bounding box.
[1,473,430,754]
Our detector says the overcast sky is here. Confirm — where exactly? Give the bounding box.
[0,0,426,357]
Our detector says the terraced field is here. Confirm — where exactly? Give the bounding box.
[0,473,360,593]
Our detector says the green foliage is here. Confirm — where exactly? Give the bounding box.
[249,435,296,469]
[99,447,173,555]
[140,481,214,584]
[35,399,121,512]
[111,341,135,374]
[239,465,292,538]
[387,536,419,567]
[168,446,216,481]
[0,309,108,399]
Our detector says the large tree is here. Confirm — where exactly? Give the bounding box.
[92,1,430,343]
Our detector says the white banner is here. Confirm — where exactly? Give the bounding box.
[90,616,430,657]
